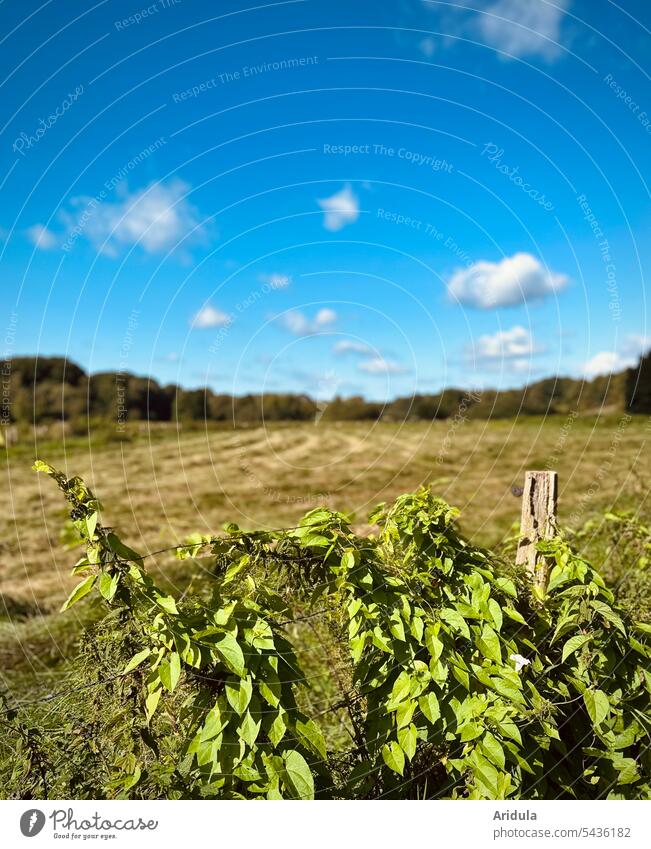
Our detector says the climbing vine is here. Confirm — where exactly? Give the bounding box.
[1,461,649,800]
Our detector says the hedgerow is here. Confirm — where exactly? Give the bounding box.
[1,461,649,800]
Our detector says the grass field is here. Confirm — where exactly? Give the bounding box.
[0,413,649,746]
[2,414,649,615]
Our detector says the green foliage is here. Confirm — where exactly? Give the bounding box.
[3,353,648,426]
[1,462,649,800]
[574,511,651,624]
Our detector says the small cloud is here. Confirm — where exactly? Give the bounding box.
[315,307,337,325]
[476,0,570,61]
[318,184,359,231]
[260,273,291,289]
[358,356,408,376]
[622,334,651,357]
[582,335,650,378]
[26,224,57,250]
[333,340,373,355]
[165,352,180,362]
[448,252,568,309]
[582,351,635,378]
[279,312,309,335]
[419,37,436,57]
[191,304,231,329]
[66,180,205,257]
[279,308,337,336]
[470,325,540,360]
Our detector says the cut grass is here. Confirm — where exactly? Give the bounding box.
[0,415,648,703]
[1,416,649,612]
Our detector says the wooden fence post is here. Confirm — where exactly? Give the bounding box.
[516,470,558,591]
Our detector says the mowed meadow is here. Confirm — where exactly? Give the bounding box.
[2,414,649,616]
[1,414,650,797]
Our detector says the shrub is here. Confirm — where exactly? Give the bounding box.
[1,462,649,800]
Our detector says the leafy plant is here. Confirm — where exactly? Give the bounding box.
[1,462,648,800]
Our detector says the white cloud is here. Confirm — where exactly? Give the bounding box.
[191,304,231,329]
[471,325,539,360]
[315,307,337,325]
[420,0,569,62]
[70,180,204,256]
[260,273,291,289]
[582,335,650,378]
[26,224,57,250]
[582,351,635,378]
[420,37,436,57]
[318,184,359,231]
[333,340,373,355]
[358,356,408,376]
[447,252,568,309]
[622,334,651,356]
[279,308,337,336]
[476,0,569,61]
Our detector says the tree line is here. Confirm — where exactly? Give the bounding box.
[1,353,649,426]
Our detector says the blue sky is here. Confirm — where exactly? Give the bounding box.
[1,0,650,400]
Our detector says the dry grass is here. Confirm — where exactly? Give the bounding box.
[1,415,649,613]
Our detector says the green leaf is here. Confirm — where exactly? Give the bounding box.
[159,653,181,692]
[122,764,141,791]
[583,689,610,727]
[145,688,161,721]
[561,634,592,663]
[478,624,502,663]
[200,704,224,743]
[494,717,522,745]
[494,577,517,598]
[33,459,54,474]
[398,723,418,761]
[389,615,406,642]
[302,534,330,548]
[502,606,526,625]
[481,732,505,770]
[590,600,626,635]
[248,618,275,651]
[488,598,503,631]
[61,574,96,611]
[268,711,287,746]
[98,571,119,601]
[123,647,151,674]
[471,753,500,798]
[226,677,253,715]
[154,595,178,615]
[341,550,356,570]
[214,632,245,677]
[425,628,444,661]
[459,721,483,742]
[613,756,639,785]
[238,710,261,747]
[381,741,405,776]
[107,532,142,562]
[490,677,525,705]
[441,608,470,640]
[84,512,98,539]
[418,691,440,725]
[388,671,411,708]
[396,699,416,729]
[296,718,327,760]
[258,672,281,708]
[283,750,314,799]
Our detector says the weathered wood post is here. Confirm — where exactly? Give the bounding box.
[516,470,558,592]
